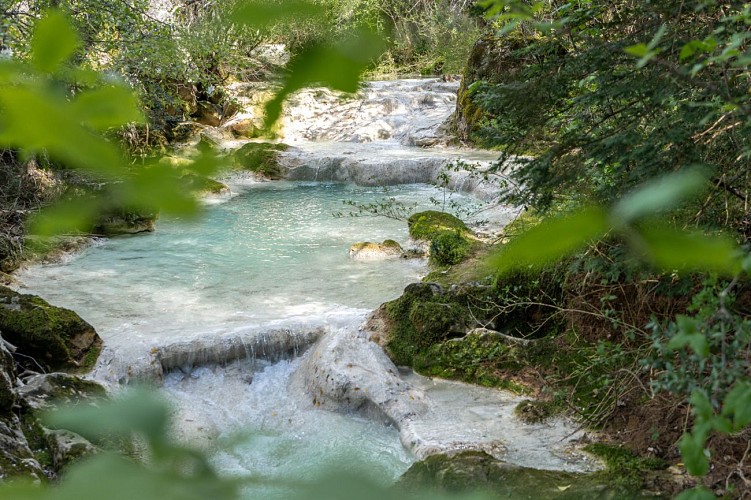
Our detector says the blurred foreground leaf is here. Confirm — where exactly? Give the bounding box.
[43,389,169,446]
[31,10,80,73]
[263,30,386,128]
[637,225,742,275]
[611,167,708,224]
[491,207,610,274]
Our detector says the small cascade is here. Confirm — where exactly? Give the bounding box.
[222,78,517,203]
[91,327,325,385]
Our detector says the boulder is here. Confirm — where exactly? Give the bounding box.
[46,429,96,471]
[0,287,102,373]
[17,373,106,411]
[348,240,403,261]
[0,418,44,481]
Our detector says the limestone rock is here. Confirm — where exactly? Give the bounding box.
[0,336,16,414]
[46,429,96,471]
[348,240,403,261]
[0,287,102,373]
[17,373,106,411]
[0,417,44,481]
[95,214,156,235]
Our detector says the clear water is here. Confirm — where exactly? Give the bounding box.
[17,181,470,352]
[16,181,475,491]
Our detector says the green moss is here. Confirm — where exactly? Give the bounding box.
[585,443,667,489]
[408,210,469,241]
[430,230,472,266]
[231,142,289,179]
[384,283,469,366]
[19,411,53,474]
[0,287,102,372]
[414,331,527,393]
[382,239,401,249]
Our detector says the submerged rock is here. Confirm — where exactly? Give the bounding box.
[348,240,403,261]
[0,287,102,373]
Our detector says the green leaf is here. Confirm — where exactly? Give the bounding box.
[48,452,237,500]
[31,10,80,73]
[71,85,144,130]
[624,43,648,57]
[636,225,741,275]
[43,389,170,445]
[28,197,102,236]
[264,30,385,128]
[612,168,708,224]
[721,381,751,430]
[678,432,709,476]
[491,207,610,274]
[0,86,127,176]
[114,163,200,217]
[668,331,709,358]
[689,391,714,422]
[676,487,717,500]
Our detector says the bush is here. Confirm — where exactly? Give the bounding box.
[430,230,471,266]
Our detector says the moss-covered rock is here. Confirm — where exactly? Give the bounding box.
[231,142,289,179]
[348,240,403,261]
[229,118,261,139]
[454,31,543,145]
[398,451,639,498]
[180,173,230,196]
[407,210,474,266]
[0,416,45,481]
[384,282,472,366]
[430,230,471,266]
[94,209,157,235]
[18,373,106,411]
[0,287,102,373]
[408,210,469,241]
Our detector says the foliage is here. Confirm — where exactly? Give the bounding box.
[648,277,751,407]
[430,230,472,266]
[294,0,484,75]
[473,2,751,494]
[472,0,751,235]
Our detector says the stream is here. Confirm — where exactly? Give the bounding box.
[16,78,604,497]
